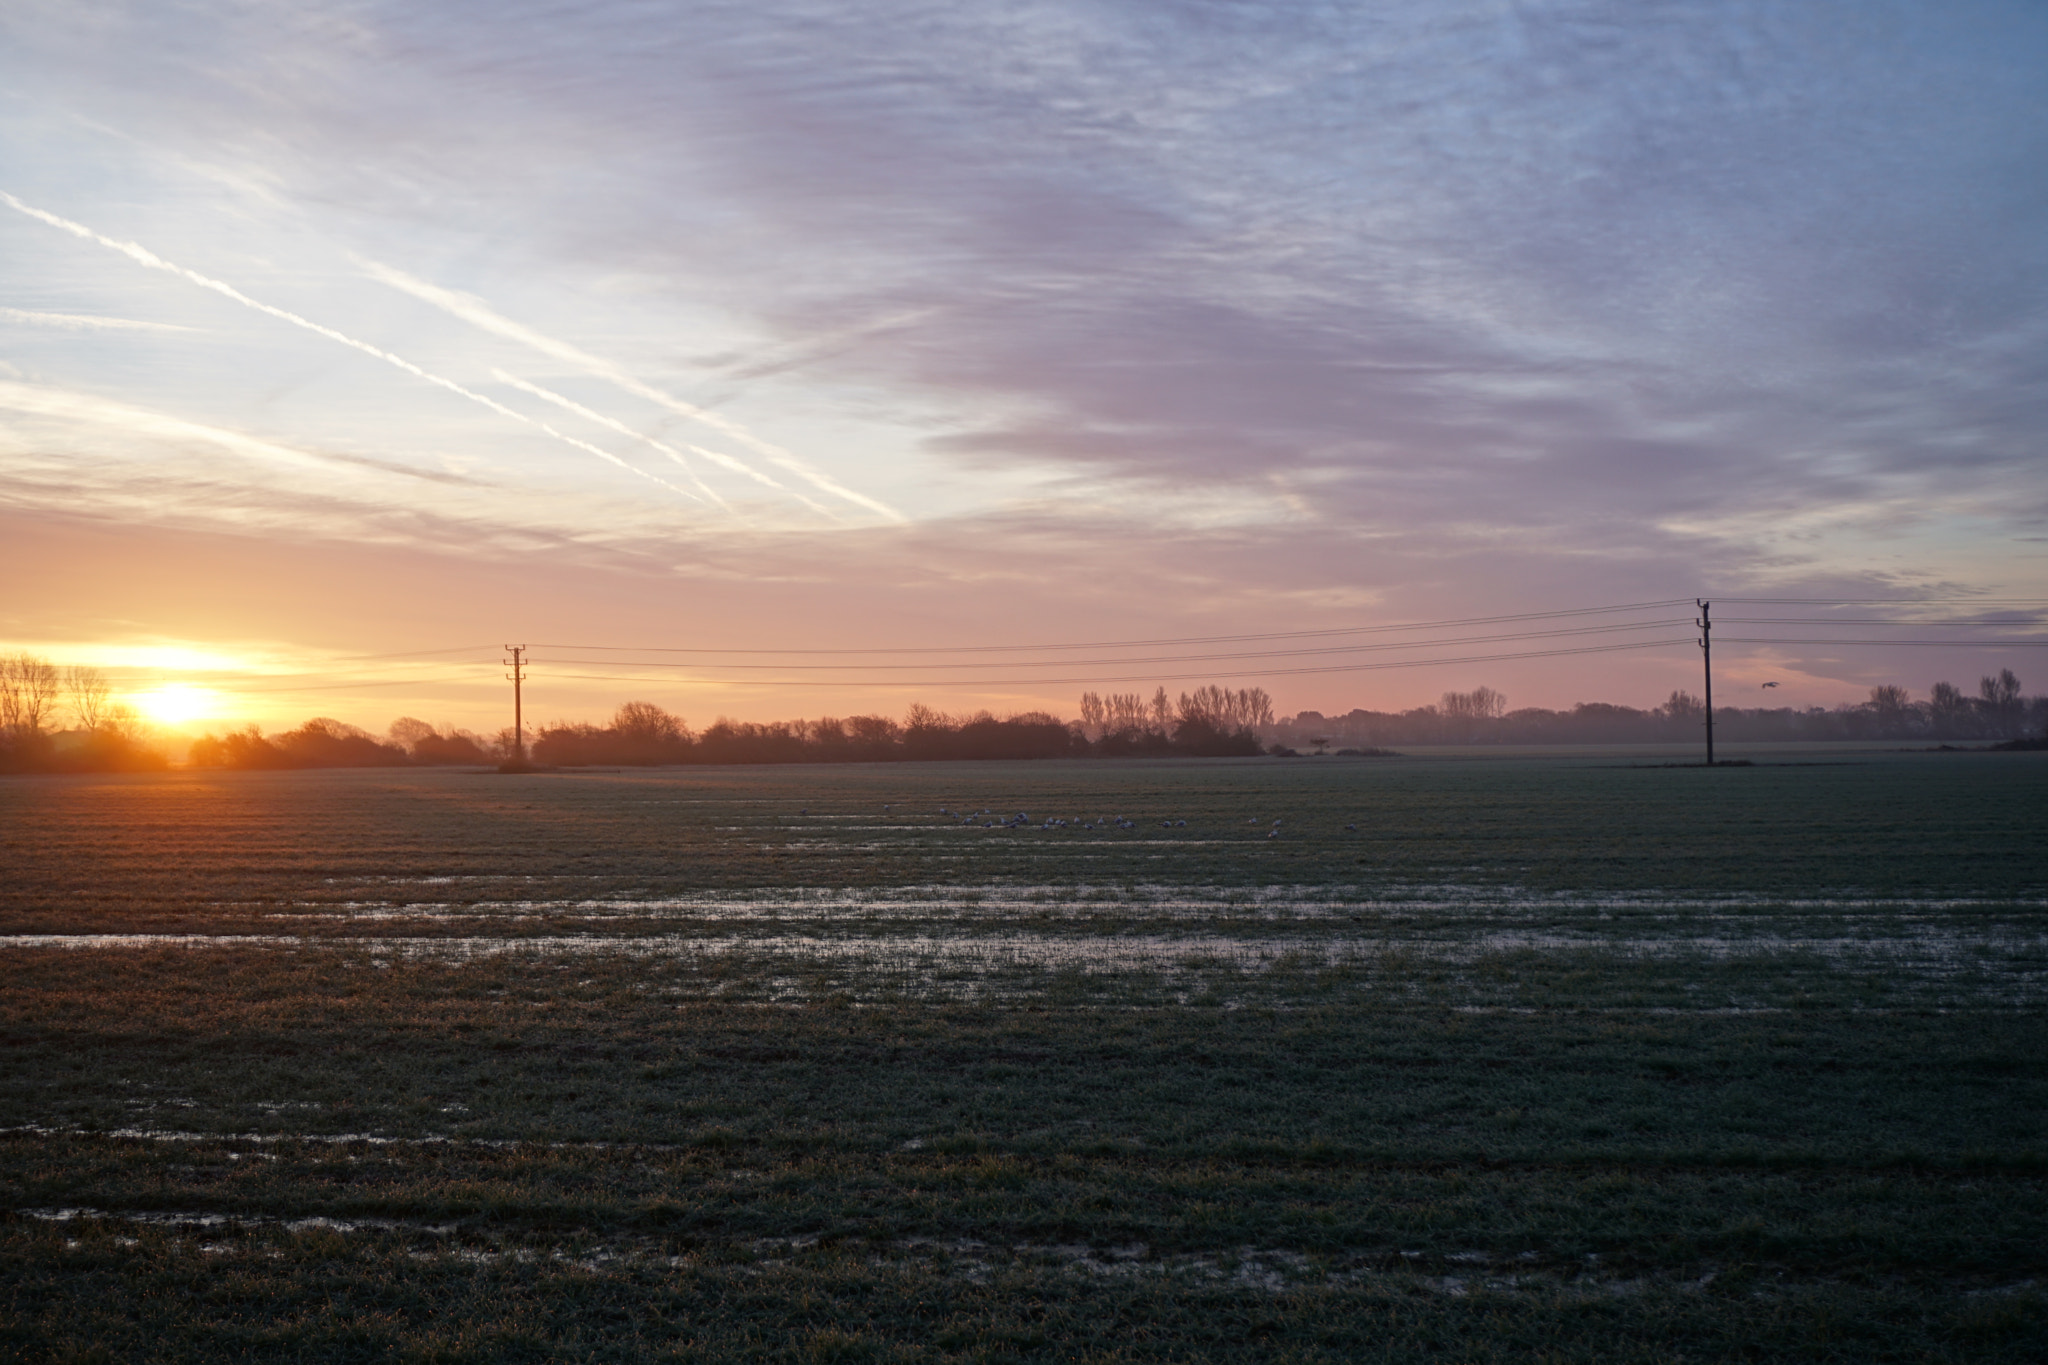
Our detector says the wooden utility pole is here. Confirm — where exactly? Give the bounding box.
[1695,600,1713,765]
[504,644,527,764]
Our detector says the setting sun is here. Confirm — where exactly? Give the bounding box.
[130,683,222,726]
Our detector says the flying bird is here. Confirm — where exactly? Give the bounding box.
[1761,681,1779,689]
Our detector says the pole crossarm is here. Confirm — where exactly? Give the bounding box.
[503,644,527,765]
[1696,600,1713,766]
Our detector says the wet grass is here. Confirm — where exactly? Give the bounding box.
[1,752,2045,1360]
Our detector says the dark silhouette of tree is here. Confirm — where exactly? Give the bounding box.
[1,653,61,771]
[64,665,111,732]
[276,719,408,767]
[611,701,692,762]
[1868,684,1913,733]
[1,652,59,737]
[390,717,493,765]
[1981,669,2024,738]
[389,717,436,751]
[189,726,294,769]
[1440,686,1507,741]
[413,730,493,764]
[1929,681,1971,737]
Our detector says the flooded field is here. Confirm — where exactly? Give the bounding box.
[3,752,2045,1360]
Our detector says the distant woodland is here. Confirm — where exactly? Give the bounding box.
[2,651,2043,772]
[1265,674,2047,751]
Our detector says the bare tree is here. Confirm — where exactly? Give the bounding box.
[903,702,950,734]
[389,717,437,752]
[1980,668,2024,738]
[1149,686,1172,732]
[1239,687,1274,731]
[1175,685,1233,731]
[1173,684,1274,733]
[63,664,111,732]
[1928,680,1970,735]
[103,703,145,743]
[1096,692,1149,734]
[845,714,900,744]
[1663,690,1704,725]
[1441,686,1506,721]
[614,701,689,743]
[0,652,60,738]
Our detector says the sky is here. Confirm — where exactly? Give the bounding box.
[3,0,2046,738]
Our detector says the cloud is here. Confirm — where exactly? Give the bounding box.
[0,378,428,480]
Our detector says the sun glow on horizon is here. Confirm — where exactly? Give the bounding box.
[130,683,226,726]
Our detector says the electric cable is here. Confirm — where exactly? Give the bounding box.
[530,637,1697,689]
[528,618,1692,672]
[525,598,1699,656]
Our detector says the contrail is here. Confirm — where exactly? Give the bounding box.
[0,306,194,333]
[491,371,832,517]
[0,192,701,506]
[359,258,906,523]
[0,379,487,489]
[0,378,357,473]
[490,368,734,509]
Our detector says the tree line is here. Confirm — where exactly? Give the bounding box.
[1267,671,2045,750]
[528,686,1272,767]
[167,685,1277,770]
[6,645,2042,773]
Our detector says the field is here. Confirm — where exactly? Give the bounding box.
[3,750,2045,1362]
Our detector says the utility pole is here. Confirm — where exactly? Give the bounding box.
[504,644,527,765]
[1695,600,1713,766]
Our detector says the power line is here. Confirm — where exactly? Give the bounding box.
[1721,617,2048,626]
[325,643,504,661]
[216,630,2039,695]
[528,619,1692,672]
[531,637,1697,689]
[525,598,1698,657]
[1721,638,2048,647]
[224,676,499,694]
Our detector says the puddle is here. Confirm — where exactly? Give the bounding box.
[5,1209,1813,1299]
[2,927,2040,975]
[24,1205,457,1236]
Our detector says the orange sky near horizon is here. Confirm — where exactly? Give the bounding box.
[7,511,2031,744]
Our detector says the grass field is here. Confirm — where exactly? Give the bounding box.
[3,750,2045,1361]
